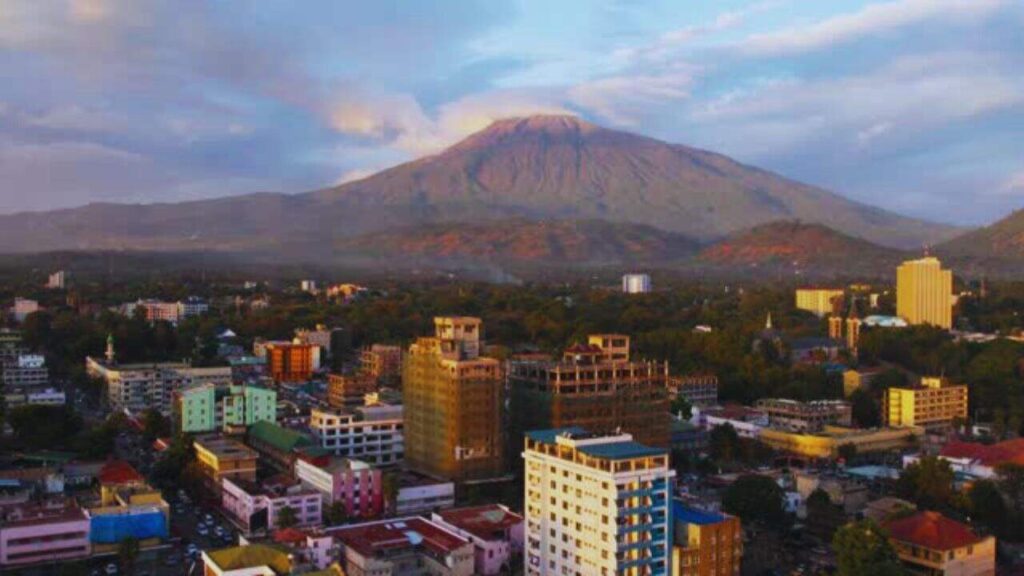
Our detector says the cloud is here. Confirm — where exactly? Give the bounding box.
[856,121,893,148]
[738,0,1009,56]
[568,70,694,126]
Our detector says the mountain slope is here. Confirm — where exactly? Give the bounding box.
[0,115,960,255]
[699,221,907,276]
[334,219,699,265]
[938,209,1024,259]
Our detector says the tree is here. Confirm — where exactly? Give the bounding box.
[324,500,348,525]
[968,480,1008,537]
[997,463,1024,541]
[118,536,140,575]
[832,519,906,576]
[671,394,693,420]
[838,442,858,464]
[140,408,170,441]
[849,389,879,428]
[382,472,400,515]
[896,456,955,510]
[722,474,788,528]
[277,505,298,529]
[8,405,82,450]
[709,423,741,463]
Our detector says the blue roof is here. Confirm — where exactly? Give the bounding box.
[525,427,586,444]
[577,441,665,460]
[672,500,726,525]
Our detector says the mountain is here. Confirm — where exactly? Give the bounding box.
[0,115,960,257]
[698,221,907,277]
[938,209,1024,260]
[334,219,699,266]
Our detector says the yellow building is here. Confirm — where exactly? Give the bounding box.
[90,460,170,553]
[883,377,968,431]
[796,288,845,318]
[403,317,504,481]
[843,368,883,398]
[671,502,742,576]
[897,257,953,329]
[886,511,995,576]
[757,425,921,459]
[193,435,259,494]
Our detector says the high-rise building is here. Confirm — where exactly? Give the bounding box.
[523,428,675,576]
[510,334,671,448]
[623,273,653,294]
[670,501,742,576]
[897,256,953,329]
[403,317,504,481]
[796,288,844,318]
[310,404,404,467]
[883,377,968,431]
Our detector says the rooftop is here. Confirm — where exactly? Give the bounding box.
[194,435,258,460]
[435,505,523,541]
[885,511,982,551]
[940,438,1024,467]
[526,427,666,460]
[328,517,468,559]
[671,500,727,526]
[248,421,313,453]
[204,544,292,574]
[98,460,144,485]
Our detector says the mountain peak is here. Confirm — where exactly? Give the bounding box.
[446,114,603,153]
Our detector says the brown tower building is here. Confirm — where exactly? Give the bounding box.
[403,317,504,481]
[509,334,671,448]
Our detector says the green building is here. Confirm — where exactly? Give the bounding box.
[176,383,277,433]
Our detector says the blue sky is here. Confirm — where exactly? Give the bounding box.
[0,0,1021,225]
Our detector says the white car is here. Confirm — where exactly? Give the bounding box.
[105,563,118,575]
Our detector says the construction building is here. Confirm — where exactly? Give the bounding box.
[360,344,403,386]
[755,398,852,432]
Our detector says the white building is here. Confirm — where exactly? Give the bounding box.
[396,477,455,516]
[309,404,404,466]
[11,299,39,323]
[87,356,232,414]
[2,354,49,390]
[523,428,675,576]
[221,477,322,535]
[432,505,524,576]
[47,270,66,290]
[300,280,318,294]
[622,273,652,294]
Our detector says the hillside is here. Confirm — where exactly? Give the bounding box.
[698,221,907,277]
[938,209,1024,262]
[0,115,960,257]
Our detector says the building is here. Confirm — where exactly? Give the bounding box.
[669,374,718,408]
[119,298,208,325]
[175,383,277,433]
[327,373,377,407]
[88,460,169,553]
[0,499,91,568]
[246,421,326,472]
[757,425,921,460]
[193,436,259,495]
[201,543,295,576]
[329,517,475,576]
[295,457,383,519]
[221,476,322,534]
[2,354,49,390]
[793,471,869,515]
[326,283,367,301]
[510,334,671,448]
[403,317,505,481]
[87,354,232,414]
[264,341,321,383]
[310,404,404,467]
[755,399,852,433]
[11,298,38,323]
[523,428,675,576]
[623,273,653,294]
[300,280,318,294]
[394,472,456,515]
[3,387,66,408]
[670,501,742,576]
[432,505,524,576]
[897,256,954,329]
[360,344,402,385]
[795,288,845,318]
[47,270,66,289]
[843,368,883,398]
[912,438,1024,480]
[885,511,995,576]
[883,377,968,431]
[693,405,768,439]
[295,325,336,356]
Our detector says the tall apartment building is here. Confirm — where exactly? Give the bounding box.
[87,355,232,414]
[796,288,845,318]
[755,399,852,433]
[360,344,403,385]
[523,428,675,576]
[309,404,404,467]
[623,273,653,294]
[175,383,277,433]
[510,334,671,448]
[263,341,321,383]
[883,377,968,431]
[403,317,504,481]
[670,501,742,576]
[897,257,953,329]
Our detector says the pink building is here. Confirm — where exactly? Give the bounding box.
[221,475,322,535]
[295,457,383,520]
[0,499,91,568]
[432,505,524,575]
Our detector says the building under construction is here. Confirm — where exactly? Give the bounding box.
[509,334,671,448]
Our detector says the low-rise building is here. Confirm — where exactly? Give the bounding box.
[88,460,169,553]
[360,344,402,385]
[201,543,295,576]
[329,517,475,576]
[175,382,277,433]
[908,438,1024,480]
[694,405,768,439]
[432,505,524,576]
[395,472,455,515]
[883,377,968,431]
[2,354,49,390]
[842,368,884,398]
[221,476,322,535]
[669,373,719,407]
[670,501,742,576]
[327,373,377,408]
[262,341,321,383]
[11,298,39,323]
[295,457,383,520]
[0,498,91,568]
[87,353,232,414]
[295,325,337,356]
[246,421,327,472]
[793,470,869,516]
[755,399,852,433]
[193,436,259,495]
[119,298,208,325]
[885,511,995,576]
[309,404,404,467]
[758,425,921,459]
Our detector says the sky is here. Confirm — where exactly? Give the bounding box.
[0,0,1021,226]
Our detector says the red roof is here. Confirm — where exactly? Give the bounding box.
[564,343,602,354]
[436,505,523,541]
[941,439,1024,467]
[328,517,468,558]
[272,527,308,545]
[885,511,982,550]
[98,460,143,485]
